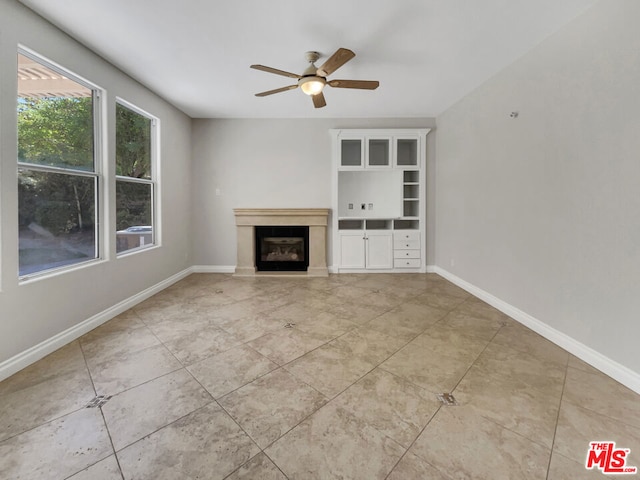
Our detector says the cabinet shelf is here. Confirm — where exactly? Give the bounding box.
[394,219,419,229]
[403,171,419,183]
[338,219,364,230]
[366,219,392,230]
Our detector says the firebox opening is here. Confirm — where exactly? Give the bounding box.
[255,226,309,272]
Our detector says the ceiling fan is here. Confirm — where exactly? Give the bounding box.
[250,48,379,108]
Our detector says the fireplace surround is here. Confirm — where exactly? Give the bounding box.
[233,208,330,276]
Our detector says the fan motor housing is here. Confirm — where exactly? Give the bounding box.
[304,51,321,63]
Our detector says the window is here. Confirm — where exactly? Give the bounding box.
[17,51,100,278]
[115,101,157,254]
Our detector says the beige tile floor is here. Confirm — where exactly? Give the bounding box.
[1,273,639,479]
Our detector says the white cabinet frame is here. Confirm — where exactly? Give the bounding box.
[331,128,430,273]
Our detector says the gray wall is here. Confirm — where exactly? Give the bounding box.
[191,118,436,268]
[0,1,192,365]
[435,0,640,374]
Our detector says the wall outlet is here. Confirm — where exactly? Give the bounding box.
[348,203,353,210]
[368,203,373,210]
[450,258,455,267]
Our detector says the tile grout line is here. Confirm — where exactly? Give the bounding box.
[109,400,217,454]
[212,396,275,469]
[210,291,426,476]
[545,353,571,480]
[0,346,96,445]
[96,408,126,480]
[78,339,126,480]
[260,451,292,480]
[382,404,453,480]
[560,365,640,431]
[253,306,441,477]
[91,364,223,458]
[383,320,507,479]
[445,325,571,454]
[370,300,461,480]
[187,344,280,400]
[82,313,219,462]
[138,282,377,473]
[448,323,505,395]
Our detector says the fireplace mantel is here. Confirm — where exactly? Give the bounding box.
[233,208,330,276]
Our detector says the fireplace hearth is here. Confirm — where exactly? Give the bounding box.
[255,226,309,271]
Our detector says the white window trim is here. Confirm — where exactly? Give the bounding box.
[115,98,160,257]
[17,46,105,283]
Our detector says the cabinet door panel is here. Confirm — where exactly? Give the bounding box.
[367,138,390,167]
[340,233,365,268]
[340,138,364,168]
[366,233,393,269]
[395,137,419,167]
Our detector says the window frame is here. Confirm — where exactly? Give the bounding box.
[114,98,159,257]
[17,47,104,282]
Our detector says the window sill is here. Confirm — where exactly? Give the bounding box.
[19,258,107,285]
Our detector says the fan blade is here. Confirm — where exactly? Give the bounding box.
[250,64,301,79]
[312,92,326,108]
[328,79,379,90]
[317,48,355,76]
[255,85,298,97]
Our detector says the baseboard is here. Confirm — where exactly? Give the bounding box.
[191,265,236,273]
[0,267,193,382]
[426,265,437,273]
[432,266,640,395]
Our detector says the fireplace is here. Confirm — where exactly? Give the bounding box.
[255,226,309,272]
[234,208,329,277]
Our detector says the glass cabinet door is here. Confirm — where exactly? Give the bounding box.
[340,138,363,167]
[367,138,390,167]
[395,138,419,166]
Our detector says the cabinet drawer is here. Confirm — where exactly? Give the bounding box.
[394,250,420,259]
[394,239,421,250]
[394,258,421,268]
[393,231,420,242]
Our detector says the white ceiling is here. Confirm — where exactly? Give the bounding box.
[19,0,598,119]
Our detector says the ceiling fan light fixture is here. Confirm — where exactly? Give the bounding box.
[299,76,326,96]
[252,48,378,108]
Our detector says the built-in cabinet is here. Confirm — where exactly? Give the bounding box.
[331,128,430,272]
[338,227,393,269]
